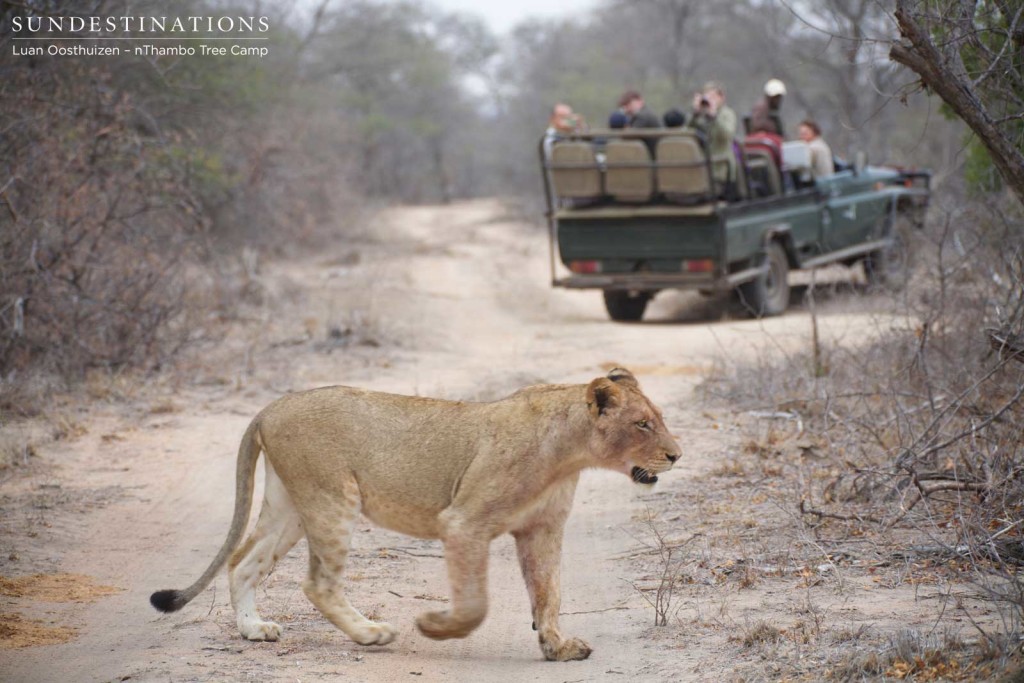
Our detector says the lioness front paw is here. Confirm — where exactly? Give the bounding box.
[415,609,482,640]
[541,635,592,661]
[350,621,398,646]
[240,620,283,642]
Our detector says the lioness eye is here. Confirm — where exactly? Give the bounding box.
[636,419,649,429]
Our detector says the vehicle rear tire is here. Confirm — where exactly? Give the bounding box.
[737,242,790,317]
[603,290,650,322]
[863,221,909,291]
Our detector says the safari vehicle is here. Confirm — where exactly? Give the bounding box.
[541,129,931,321]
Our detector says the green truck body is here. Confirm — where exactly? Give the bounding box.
[541,130,930,320]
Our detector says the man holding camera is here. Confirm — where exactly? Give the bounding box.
[689,81,738,197]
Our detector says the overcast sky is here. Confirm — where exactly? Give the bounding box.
[426,0,599,33]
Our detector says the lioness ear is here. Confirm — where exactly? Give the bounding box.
[607,367,639,389]
[587,377,623,418]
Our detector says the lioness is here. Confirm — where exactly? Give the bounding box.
[151,368,680,661]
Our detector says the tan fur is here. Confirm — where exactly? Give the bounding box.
[151,368,680,661]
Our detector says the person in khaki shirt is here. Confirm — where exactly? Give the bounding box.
[688,81,738,196]
[797,119,834,177]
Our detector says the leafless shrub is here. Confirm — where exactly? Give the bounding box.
[626,510,698,626]
[0,42,205,411]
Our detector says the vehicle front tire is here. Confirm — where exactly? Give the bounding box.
[863,222,909,291]
[737,241,790,318]
[603,290,650,322]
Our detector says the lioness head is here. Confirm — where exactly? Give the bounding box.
[585,368,681,484]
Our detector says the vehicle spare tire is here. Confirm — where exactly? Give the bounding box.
[603,290,650,322]
[737,241,790,317]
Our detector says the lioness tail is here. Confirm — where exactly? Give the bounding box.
[149,418,263,613]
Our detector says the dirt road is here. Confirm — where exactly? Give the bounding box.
[0,201,971,681]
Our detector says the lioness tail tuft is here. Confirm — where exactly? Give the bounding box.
[150,589,187,613]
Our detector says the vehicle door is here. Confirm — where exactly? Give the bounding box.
[818,171,874,251]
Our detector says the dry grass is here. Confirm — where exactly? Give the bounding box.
[740,620,783,647]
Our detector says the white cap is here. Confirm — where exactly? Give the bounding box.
[764,78,787,97]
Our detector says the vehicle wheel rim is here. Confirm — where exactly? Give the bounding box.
[766,256,783,298]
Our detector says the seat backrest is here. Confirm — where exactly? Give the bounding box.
[549,141,602,199]
[655,134,713,203]
[604,139,653,203]
[744,148,782,197]
[744,133,783,167]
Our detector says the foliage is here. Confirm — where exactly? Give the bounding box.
[305,0,496,202]
[964,137,1003,194]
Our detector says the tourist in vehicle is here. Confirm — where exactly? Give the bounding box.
[543,102,586,157]
[744,110,785,196]
[662,108,686,128]
[608,110,629,129]
[749,78,786,137]
[688,81,738,196]
[798,119,834,177]
[618,90,661,129]
[745,103,784,169]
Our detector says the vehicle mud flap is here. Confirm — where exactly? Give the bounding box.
[603,290,651,322]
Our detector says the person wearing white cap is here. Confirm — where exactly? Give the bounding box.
[750,78,786,137]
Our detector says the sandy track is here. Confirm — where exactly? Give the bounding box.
[1,200,925,681]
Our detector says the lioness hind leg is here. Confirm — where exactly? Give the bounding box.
[301,475,397,646]
[229,460,304,642]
